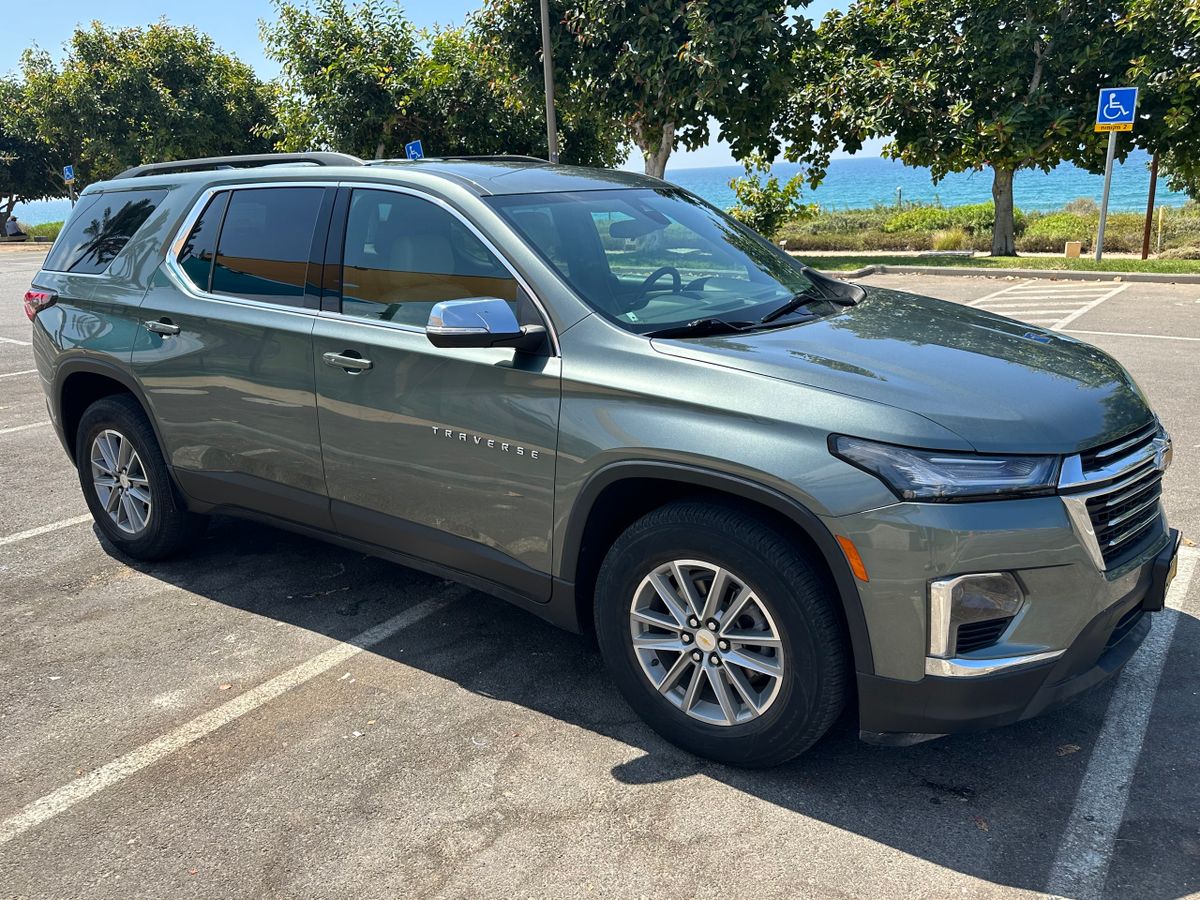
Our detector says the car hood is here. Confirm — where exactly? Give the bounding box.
[650,286,1151,454]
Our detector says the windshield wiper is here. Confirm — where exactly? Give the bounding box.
[645,318,752,339]
[759,288,829,324]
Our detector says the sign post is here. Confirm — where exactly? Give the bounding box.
[62,164,77,207]
[1093,86,1137,262]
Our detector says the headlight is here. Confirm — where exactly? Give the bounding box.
[831,435,1060,501]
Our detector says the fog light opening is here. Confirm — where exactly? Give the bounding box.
[928,572,1024,659]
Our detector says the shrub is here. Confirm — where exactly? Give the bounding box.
[1063,197,1099,215]
[24,221,62,240]
[883,206,955,233]
[1020,212,1094,252]
[727,155,814,238]
[931,228,969,251]
[1159,246,1200,259]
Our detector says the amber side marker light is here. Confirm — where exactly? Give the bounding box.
[836,535,869,582]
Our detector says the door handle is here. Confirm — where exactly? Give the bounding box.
[323,351,373,372]
[144,319,181,336]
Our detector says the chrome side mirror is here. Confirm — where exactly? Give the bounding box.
[425,298,546,351]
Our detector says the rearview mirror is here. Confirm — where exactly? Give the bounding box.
[426,298,546,351]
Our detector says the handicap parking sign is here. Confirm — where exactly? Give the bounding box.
[1095,87,1138,132]
[62,164,75,184]
[405,140,424,160]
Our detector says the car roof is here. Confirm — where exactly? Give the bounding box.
[84,157,668,198]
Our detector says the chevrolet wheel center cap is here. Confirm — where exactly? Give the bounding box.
[695,629,717,652]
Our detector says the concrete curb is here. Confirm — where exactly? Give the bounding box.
[829,263,1200,285]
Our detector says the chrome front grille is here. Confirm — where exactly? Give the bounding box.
[1059,421,1171,571]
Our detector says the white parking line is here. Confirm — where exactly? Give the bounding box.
[0,514,93,547]
[1064,329,1200,343]
[0,422,49,436]
[1046,546,1197,900]
[0,597,449,847]
[0,369,37,379]
[0,336,31,346]
[1052,283,1128,330]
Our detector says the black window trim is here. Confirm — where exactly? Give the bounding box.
[165,180,342,318]
[165,181,559,355]
[43,186,169,277]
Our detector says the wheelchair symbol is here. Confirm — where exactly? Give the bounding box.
[1101,92,1129,121]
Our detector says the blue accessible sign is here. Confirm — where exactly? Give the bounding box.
[62,164,75,184]
[405,140,424,160]
[1095,87,1138,132]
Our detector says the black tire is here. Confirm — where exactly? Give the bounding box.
[75,394,206,560]
[594,501,848,767]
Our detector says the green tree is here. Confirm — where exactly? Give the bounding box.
[409,24,624,166]
[1120,0,1200,201]
[0,78,61,219]
[262,0,421,158]
[479,0,807,177]
[727,155,813,238]
[20,22,272,188]
[792,0,1131,255]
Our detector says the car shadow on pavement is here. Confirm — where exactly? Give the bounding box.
[107,516,1198,900]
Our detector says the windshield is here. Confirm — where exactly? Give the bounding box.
[486,188,828,334]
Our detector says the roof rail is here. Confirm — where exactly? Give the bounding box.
[113,152,364,180]
[368,154,548,165]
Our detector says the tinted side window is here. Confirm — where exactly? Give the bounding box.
[43,189,167,274]
[341,189,517,326]
[177,191,230,292]
[211,188,324,305]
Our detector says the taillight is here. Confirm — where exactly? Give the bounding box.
[23,289,57,321]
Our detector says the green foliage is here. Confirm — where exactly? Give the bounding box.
[882,202,1022,236]
[727,155,813,238]
[24,221,62,240]
[931,228,969,251]
[0,77,59,214]
[478,0,808,175]
[1063,198,1099,215]
[812,254,1200,275]
[20,22,272,188]
[791,0,1135,254]
[1020,212,1094,252]
[262,0,420,158]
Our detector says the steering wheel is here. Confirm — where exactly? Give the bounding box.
[638,266,682,296]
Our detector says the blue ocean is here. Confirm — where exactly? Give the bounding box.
[11,149,1183,224]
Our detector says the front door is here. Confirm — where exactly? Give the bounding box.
[131,185,334,528]
[313,187,560,599]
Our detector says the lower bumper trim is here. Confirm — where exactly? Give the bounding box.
[923,648,1065,678]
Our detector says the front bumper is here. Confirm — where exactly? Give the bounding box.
[858,531,1178,743]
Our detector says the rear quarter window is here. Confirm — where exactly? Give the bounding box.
[43,188,168,274]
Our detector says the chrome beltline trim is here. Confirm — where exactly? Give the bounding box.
[924,649,1065,678]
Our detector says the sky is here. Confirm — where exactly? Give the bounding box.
[0,0,884,170]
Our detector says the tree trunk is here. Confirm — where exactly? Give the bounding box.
[635,121,675,179]
[991,167,1016,256]
[1,196,15,222]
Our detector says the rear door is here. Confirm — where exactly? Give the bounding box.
[130,184,335,528]
[312,186,560,599]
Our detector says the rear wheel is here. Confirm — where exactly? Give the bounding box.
[75,394,206,560]
[595,501,848,767]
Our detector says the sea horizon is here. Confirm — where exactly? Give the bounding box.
[10,149,1185,225]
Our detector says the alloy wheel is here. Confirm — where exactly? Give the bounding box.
[90,429,153,535]
[629,559,785,726]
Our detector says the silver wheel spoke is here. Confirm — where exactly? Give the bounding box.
[104,485,122,513]
[648,573,689,627]
[632,634,686,652]
[116,434,133,470]
[723,663,763,714]
[718,586,755,634]
[96,435,118,472]
[724,648,782,679]
[721,628,782,648]
[670,560,705,619]
[126,485,152,505]
[631,607,681,632]
[700,566,730,623]
[681,664,705,712]
[657,652,692,694]
[707,666,739,725]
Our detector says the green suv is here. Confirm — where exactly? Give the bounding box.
[27,153,1179,766]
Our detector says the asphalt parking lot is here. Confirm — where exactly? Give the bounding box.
[1,246,1198,899]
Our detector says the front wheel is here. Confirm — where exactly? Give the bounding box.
[594,502,848,767]
[75,394,206,560]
